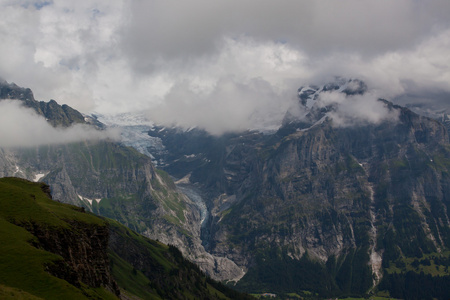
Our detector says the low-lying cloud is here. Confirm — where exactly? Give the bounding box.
[144,38,306,134]
[148,77,297,135]
[315,91,400,127]
[0,100,119,148]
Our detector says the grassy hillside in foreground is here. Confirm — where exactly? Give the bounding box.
[0,177,117,300]
[0,177,254,300]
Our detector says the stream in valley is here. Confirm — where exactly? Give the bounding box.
[176,184,208,227]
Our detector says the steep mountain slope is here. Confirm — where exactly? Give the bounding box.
[147,79,450,298]
[0,79,243,281]
[0,177,254,300]
[218,102,450,297]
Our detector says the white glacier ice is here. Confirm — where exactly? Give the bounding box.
[93,112,165,160]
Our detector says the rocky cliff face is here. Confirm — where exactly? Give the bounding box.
[148,80,450,297]
[0,177,120,298]
[26,214,120,295]
[213,101,450,295]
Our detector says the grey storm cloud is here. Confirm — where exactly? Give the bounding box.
[1,0,450,134]
[121,0,450,61]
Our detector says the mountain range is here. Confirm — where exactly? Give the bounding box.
[1,78,450,299]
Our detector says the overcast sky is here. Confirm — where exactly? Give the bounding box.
[1,0,450,134]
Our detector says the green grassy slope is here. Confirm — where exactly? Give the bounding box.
[0,177,254,300]
[0,177,116,300]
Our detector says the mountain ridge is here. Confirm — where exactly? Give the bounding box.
[0,80,86,127]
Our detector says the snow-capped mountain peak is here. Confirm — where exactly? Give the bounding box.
[297,78,368,110]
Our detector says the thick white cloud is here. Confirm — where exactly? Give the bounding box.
[150,76,295,135]
[0,101,119,148]
[144,37,309,134]
[316,91,400,127]
[0,0,450,134]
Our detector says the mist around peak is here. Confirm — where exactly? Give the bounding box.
[0,100,120,148]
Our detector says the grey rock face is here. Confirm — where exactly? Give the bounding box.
[207,104,450,294]
[147,81,450,295]
[27,216,120,296]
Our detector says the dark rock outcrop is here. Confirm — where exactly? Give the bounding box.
[25,219,120,296]
[0,178,121,298]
